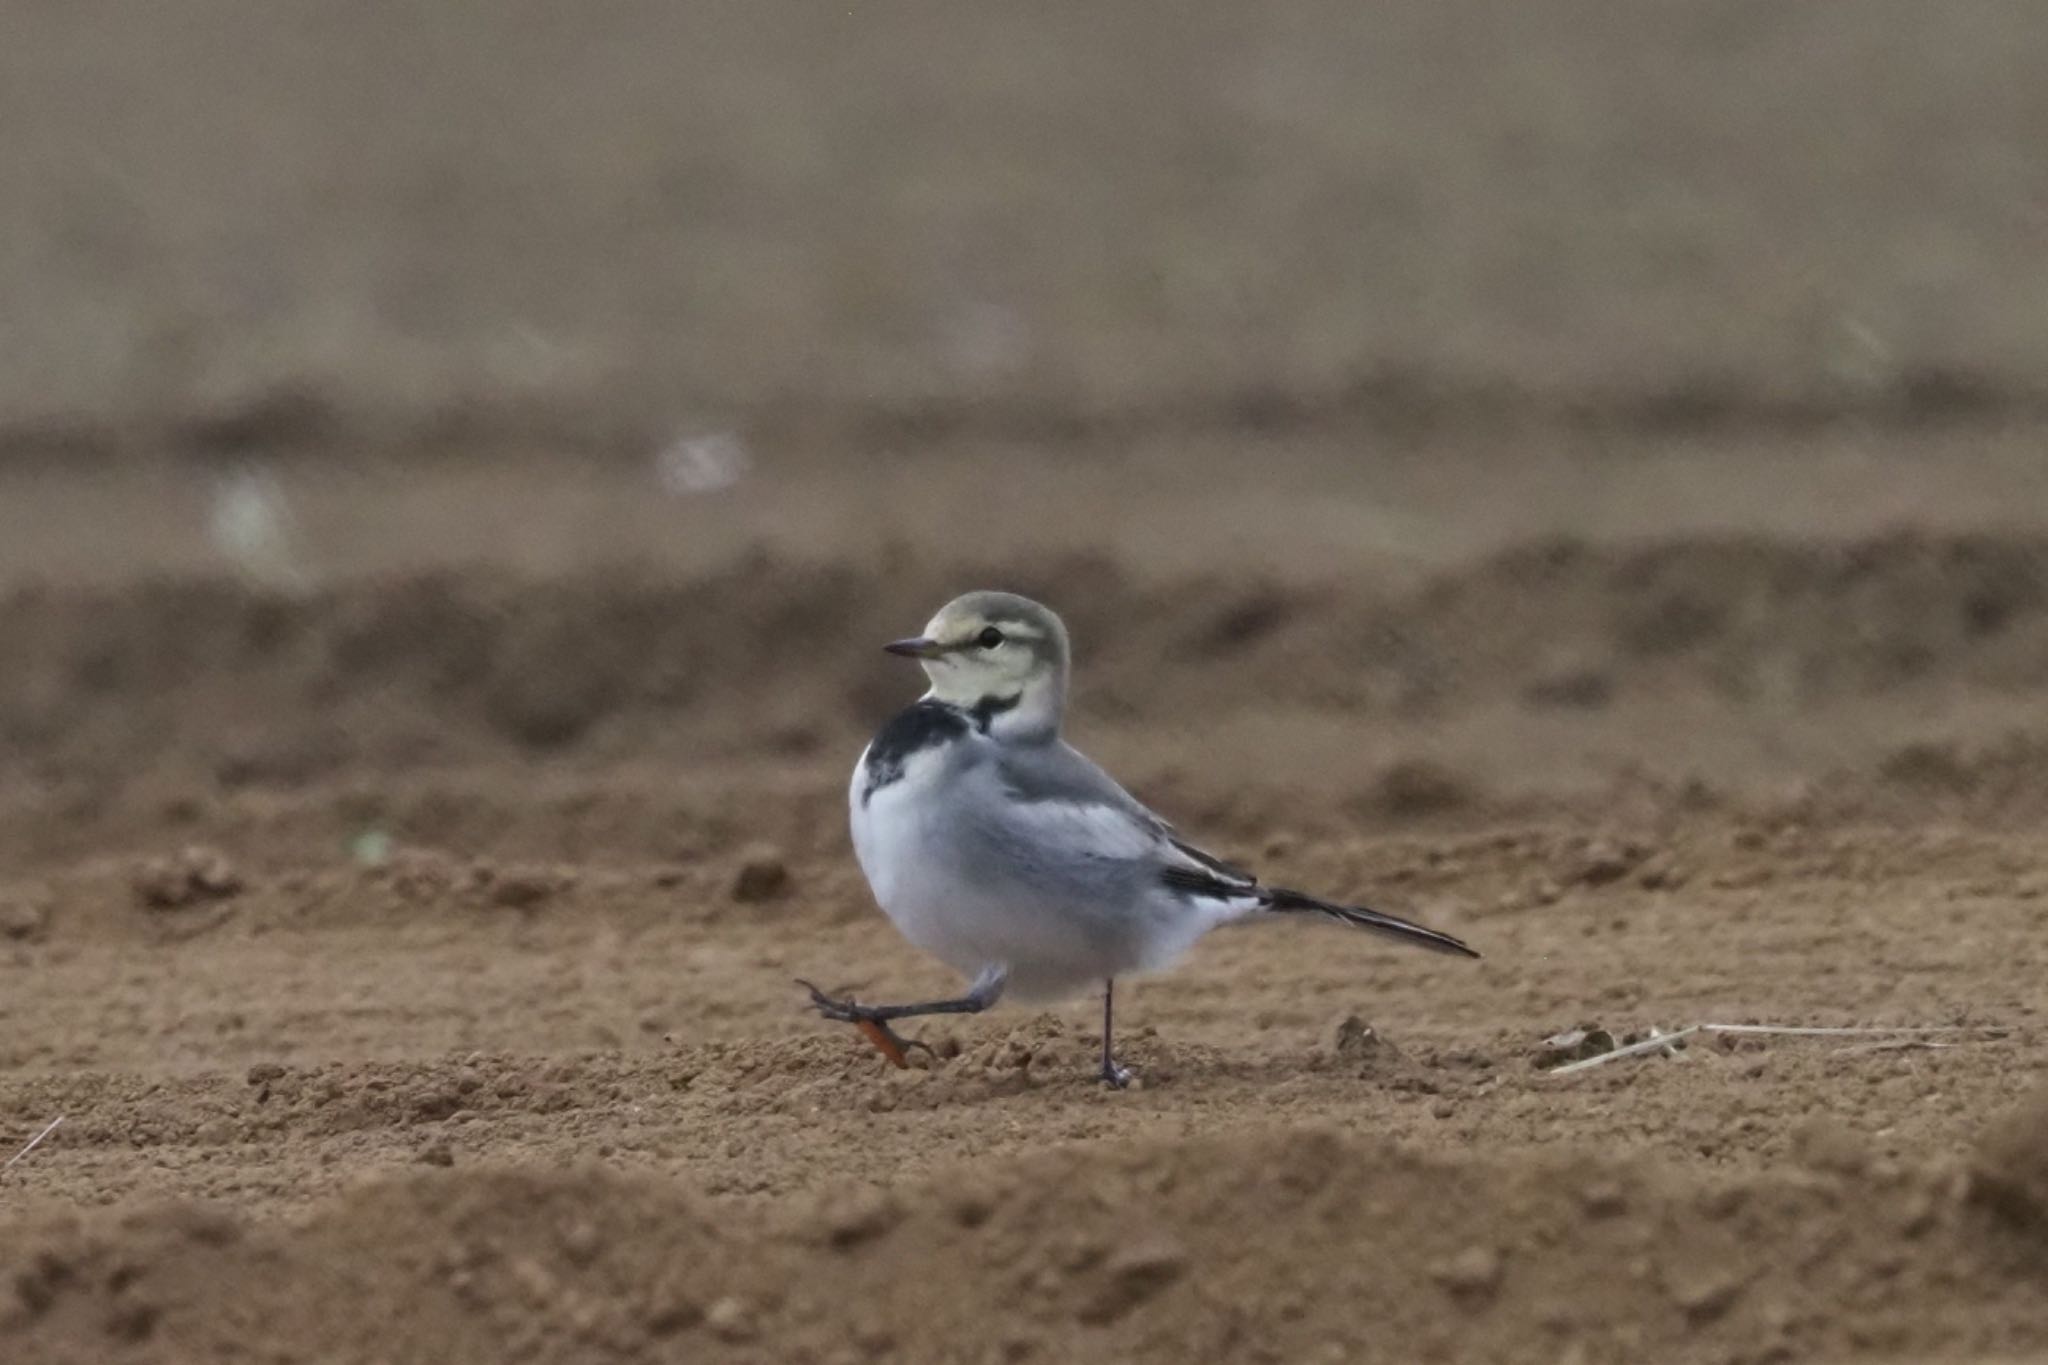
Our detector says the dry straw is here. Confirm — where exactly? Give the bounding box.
[1544,1024,2012,1077]
[2,1116,64,1173]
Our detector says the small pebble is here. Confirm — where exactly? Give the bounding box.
[1668,1270,1743,1322]
[1076,1238,1187,1323]
[489,869,558,909]
[1791,1116,1869,1177]
[1430,1245,1502,1299]
[704,1295,757,1342]
[1580,1181,1628,1218]
[131,846,245,909]
[0,897,49,940]
[731,846,791,903]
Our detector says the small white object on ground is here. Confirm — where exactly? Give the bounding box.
[2,1116,64,1172]
[1544,1023,2013,1077]
[655,431,750,495]
[209,465,313,592]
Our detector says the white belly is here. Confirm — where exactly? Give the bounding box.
[847,743,1144,1001]
[849,742,987,974]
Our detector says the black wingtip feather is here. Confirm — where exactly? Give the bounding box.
[1264,887,1480,958]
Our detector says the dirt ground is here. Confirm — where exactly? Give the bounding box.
[4,5,2048,1364]
[2,445,2045,1365]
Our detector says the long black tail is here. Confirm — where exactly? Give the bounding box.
[1263,887,1480,958]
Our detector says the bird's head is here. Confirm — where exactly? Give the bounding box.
[884,591,1070,737]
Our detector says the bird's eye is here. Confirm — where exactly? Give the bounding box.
[976,626,1005,649]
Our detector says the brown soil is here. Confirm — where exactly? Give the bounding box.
[6,3,2048,455]
[7,1130,2045,1365]
[7,6,2048,1362]
[3,453,2046,1364]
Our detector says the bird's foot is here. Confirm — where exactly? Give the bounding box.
[1099,1058,1134,1090]
[795,979,932,1069]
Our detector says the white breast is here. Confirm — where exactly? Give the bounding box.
[849,737,1223,1001]
[848,741,975,970]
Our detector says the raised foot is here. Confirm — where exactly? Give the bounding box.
[794,978,931,1069]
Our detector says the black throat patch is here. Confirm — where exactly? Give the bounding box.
[859,701,971,806]
[968,691,1021,731]
[858,693,1025,806]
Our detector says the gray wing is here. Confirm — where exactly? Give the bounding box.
[992,740,1259,891]
[993,739,1157,823]
[986,737,1477,955]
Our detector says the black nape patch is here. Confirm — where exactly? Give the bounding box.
[860,701,970,805]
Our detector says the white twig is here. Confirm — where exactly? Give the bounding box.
[1548,1026,1702,1075]
[2,1116,63,1171]
[1545,1023,2012,1077]
[1837,1039,1969,1055]
[1699,1024,2007,1039]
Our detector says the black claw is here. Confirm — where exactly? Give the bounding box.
[893,1031,937,1060]
[796,978,859,1021]
[1099,1062,1133,1090]
[795,978,934,1061]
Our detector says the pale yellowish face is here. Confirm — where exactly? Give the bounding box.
[884,591,1069,711]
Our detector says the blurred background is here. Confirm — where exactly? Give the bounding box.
[4,1,2048,833]
[4,2,2048,843]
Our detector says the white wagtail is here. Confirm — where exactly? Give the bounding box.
[799,591,1478,1086]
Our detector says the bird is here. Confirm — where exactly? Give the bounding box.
[799,590,1478,1087]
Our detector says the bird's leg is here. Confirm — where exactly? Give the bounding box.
[1099,977,1132,1089]
[797,986,928,1068]
[796,966,1006,1069]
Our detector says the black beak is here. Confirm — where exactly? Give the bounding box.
[883,636,943,659]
